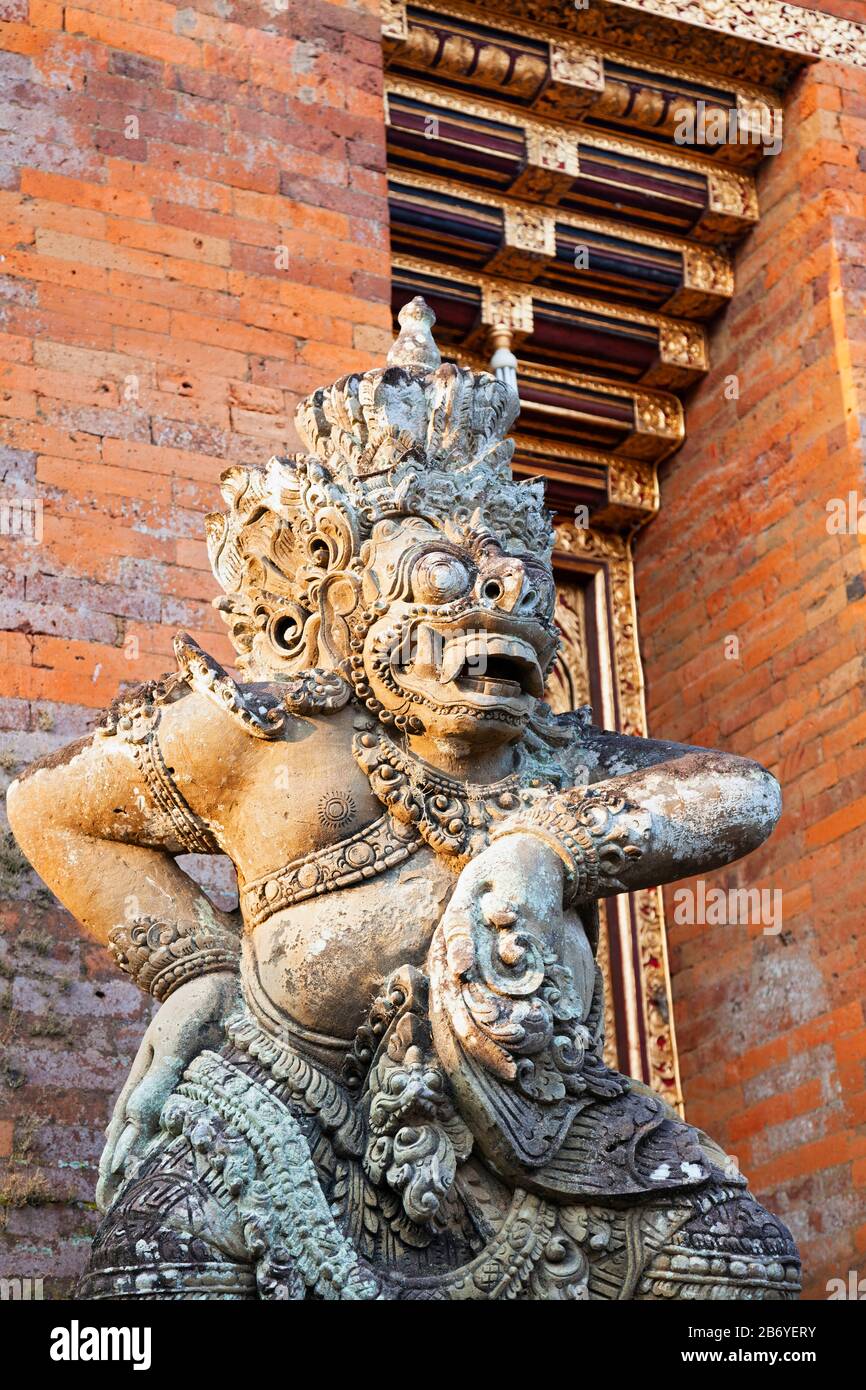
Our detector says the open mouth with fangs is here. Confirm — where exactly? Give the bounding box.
[390,622,549,708]
[440,632,545,700]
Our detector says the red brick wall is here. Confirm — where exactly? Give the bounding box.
[634,58,866,1299]
[0,0,388,1296]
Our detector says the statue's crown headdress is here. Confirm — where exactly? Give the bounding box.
[206,298,553,676]
[296,297,513,482]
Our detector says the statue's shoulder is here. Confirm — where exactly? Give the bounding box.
[543,706,664,784]
[170,633,352,740]
[529,703,674,788]
[98,633,353,747]
[527,703,600,784]
[550,704,595,738]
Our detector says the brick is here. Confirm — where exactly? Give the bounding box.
[805,795,866,848]
[106,216,231,266]
[63,8,201,69]
[20,167,151,218]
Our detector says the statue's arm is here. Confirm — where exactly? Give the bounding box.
[6,687,244,997]
[503,721,781,901]
[7,673,272,1205]
[432,732,780,1178]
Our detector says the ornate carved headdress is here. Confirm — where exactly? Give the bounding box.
[206,298,553,678]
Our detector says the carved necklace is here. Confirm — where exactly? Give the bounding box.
[351,714,561,865]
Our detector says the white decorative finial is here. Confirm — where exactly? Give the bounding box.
[487,325,519,400]
[387,296,441,371]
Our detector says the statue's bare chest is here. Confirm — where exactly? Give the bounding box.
[245,847,458,1041]
[211,712,384,885]
[207,716,454,1039]
[202,706,572,1043]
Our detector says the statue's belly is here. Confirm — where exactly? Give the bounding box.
[245,847,457,1044]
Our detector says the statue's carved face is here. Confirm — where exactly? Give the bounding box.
[358,518,558,743]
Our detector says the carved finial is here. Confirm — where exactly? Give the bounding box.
[387,296,441,372]
[488,325,519,399]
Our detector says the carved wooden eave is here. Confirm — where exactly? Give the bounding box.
[384,79,760,237]
[383,1,785,164]
[380,0,864,532]
[452,348,678,517]
[602,0,866,78]
[389,170,735,315]
[430,0,866,85]
[392,252,709,384]
[380,2,776,534]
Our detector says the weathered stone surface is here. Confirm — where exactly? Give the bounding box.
[7,300,800,1299]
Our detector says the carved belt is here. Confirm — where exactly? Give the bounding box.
[239,812,424,929]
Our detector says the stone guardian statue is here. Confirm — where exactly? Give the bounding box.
[7,299,800,1300]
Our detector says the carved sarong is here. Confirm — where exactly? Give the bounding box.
[80,988,800,1302]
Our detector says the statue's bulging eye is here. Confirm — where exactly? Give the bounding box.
[413,552,471,604]
[522,562,556,619]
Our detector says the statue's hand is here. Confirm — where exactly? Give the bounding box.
[96,969,239,1211]
[431,833,572,1080]
[442,832,567,979]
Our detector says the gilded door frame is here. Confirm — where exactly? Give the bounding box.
[554,520,683,1113]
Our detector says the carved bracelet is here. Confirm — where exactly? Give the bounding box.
[490,786,647,906]
[108,915,241,1002]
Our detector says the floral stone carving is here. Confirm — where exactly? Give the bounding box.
[7,298,800,1301]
